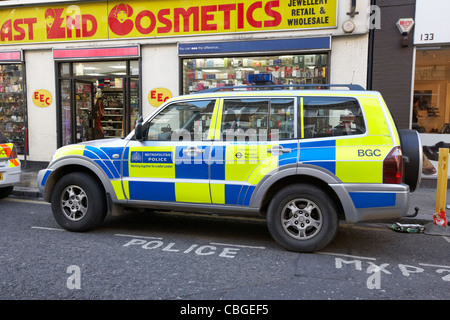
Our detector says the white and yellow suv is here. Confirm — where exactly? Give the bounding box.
[38,84,422,252]
[0,132,21,199]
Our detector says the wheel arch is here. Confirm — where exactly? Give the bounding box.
[43,157,116,204]
[251,166,345,220]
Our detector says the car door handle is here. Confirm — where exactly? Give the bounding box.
[182,146,205,156]
[268,146,292,155]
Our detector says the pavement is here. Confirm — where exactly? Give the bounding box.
[8,165,450,236]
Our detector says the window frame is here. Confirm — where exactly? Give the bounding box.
[299,96,367,140]
[141,98,217,142]
[219,96,298,142]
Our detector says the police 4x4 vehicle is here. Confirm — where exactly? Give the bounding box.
[38,84,422,252]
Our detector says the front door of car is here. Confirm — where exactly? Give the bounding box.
[210,97,298,206]
[123,99,217,203]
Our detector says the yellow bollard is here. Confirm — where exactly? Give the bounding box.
[434,148,449,226]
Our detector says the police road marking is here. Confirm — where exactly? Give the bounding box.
[117,234,265,258]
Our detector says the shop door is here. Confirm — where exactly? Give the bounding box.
[58,60,140,146]
[100,80,125,140]
[127,78,140,133]
[72,78,128,143]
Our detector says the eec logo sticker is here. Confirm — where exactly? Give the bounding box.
[148,88,172,107]
[32,89,52,108]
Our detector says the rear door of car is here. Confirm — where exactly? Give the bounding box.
[209,96,299,206]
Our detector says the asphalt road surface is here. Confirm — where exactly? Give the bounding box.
[1,197,449,305]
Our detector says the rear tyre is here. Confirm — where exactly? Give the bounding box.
[266,184,339,253]
[51,172,106,231]
[399,129,422,192]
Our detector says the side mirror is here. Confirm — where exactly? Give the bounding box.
[135,116,144,141]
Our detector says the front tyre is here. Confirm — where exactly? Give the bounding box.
[51,172,106,232]
[266,184,339,252]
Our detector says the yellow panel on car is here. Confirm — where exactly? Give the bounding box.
[224,145,273,182]
[335,145,392,161]
[175,183,211,203]
[358,97,391,136]
[336,160,383,183]
[336,135,393,147]
[210,183,225,204]
[53,145,85,159]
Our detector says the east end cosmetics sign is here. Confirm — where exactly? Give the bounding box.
[0,0,336,44]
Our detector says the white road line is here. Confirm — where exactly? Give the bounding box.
[31,226,65,231]
[5,198,48,205]
[210,242,266,250]
[419,263,450,269]
[114,233,163,240]
[443,236,450,243]
[319,251,377,261]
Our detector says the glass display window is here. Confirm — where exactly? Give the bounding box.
[413,47,450,134]
[0,63,26,154]
[182,53,328,94]
[413,46,450,178]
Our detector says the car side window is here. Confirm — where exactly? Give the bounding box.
[146,99,216,141]
[222,98,269,141]
[270,98,295,140]
[302,97,365,139]
[221,98,295,141]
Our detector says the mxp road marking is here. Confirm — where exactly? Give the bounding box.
[117,233,265,259]
[316,252,450,289]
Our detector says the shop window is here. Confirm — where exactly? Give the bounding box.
[130,60,139,76]
[414,47,450,134]
[60,63,71,77]
[182,53,328,94]
[303,97,365,139]
[0,64,26,154]
[73,61,127,77]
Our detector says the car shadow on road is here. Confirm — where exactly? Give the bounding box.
[99,209,272,245]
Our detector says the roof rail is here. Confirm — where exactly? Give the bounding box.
[198,84,365,93]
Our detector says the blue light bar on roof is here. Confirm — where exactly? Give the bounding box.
[247,73,274,84]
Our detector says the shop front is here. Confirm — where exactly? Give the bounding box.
[414,0,450,178]
[0,0,371,163]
